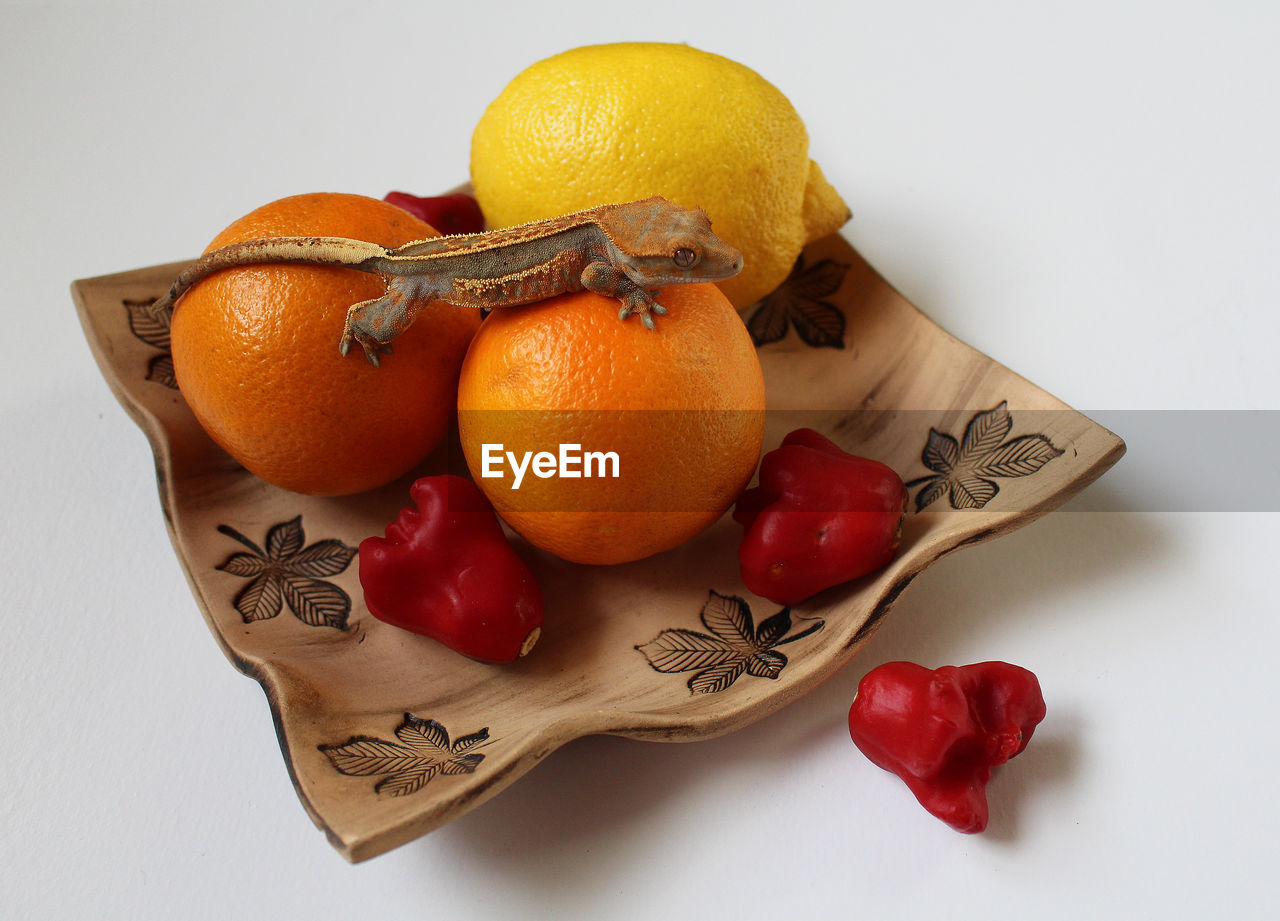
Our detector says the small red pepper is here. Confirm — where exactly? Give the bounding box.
[847,661,1047,833]
[383,191,486,235]
[732,428,907,605]
[358,475,543,664]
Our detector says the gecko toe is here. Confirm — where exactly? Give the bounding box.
[340,325,390,368]
[361,337,395,366]
[618,297,664,330]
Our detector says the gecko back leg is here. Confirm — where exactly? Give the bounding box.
[339,276,447,366]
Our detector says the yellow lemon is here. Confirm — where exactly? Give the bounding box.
[470,42,850,309]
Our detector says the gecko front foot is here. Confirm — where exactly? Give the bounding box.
[581,261,667,331]
[617,289,667,330]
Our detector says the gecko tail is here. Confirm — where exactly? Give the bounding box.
[152,236,390,312]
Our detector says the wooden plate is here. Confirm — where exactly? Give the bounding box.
[72,234,1123,861]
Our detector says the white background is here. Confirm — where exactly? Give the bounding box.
[4,1,1278,918]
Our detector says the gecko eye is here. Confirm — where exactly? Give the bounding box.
[673,248,698,268]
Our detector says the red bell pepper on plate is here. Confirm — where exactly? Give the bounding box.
[358,475,543,664]
[733,428,907,605]
[383,191,486,236]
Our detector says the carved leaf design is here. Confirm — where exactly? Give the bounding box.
[746,294,790,346]
[754,609,794,648]
[219,552,268,578]
[745,649,788,679]
[972,434,1063,478]
[911,402,1065,511]
[790,289,847,349]
[689,661,748,695]
[950,475,1000,509]
[396,713,452,753]
[746,255,849,349]
[374,767,438,798]
[266,517,306,560]
[450,729,491,755]
[700,591,755,649]
[440,755,486,777]
[922,429,960,474]
[124,297,178,389]
[279,572,350,629]
[323,737,422,776]
[960,402,1014,460]
[915,476,950,511]
[216,518,357,629]
[147,354,177,388]
[124,297,170,349]
[234,572,284,622]
[788,258,847,300]
[637,590,824,694]
[636,629,739,673]
[321,715,489,797]
[288,539,363,577]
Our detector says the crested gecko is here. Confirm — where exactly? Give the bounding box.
[153,196,743,366]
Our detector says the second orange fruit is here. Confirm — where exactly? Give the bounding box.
[457,283,766,565]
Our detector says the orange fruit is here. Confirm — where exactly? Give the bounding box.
[457,284,765,565]
[171,192,481,496]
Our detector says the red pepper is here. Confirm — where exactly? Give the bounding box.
[358,475,543,664]
[383,191,486,235]
[847,661,1047,833]
[732,428,907,605]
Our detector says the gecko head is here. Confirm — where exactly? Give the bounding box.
[604,197,744,287]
